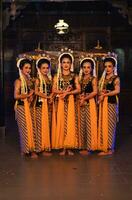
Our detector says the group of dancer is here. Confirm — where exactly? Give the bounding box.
[14,51,120,158]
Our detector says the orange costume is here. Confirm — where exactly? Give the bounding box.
[52,52,80,150]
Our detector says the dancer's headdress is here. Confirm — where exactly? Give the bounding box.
[36,57,51,95]
[57,48,74,89]
[17,58,31,94]
[79,57,96,80]
[98,52,118,92]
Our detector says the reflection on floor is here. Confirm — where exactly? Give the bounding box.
[0,114,132,200]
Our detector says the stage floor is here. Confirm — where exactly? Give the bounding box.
[0,114,132,200]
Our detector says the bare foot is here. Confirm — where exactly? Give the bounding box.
[107,150,114,155]
[42,151,52,156]
[59,150,66,156]
[98,150,114,156]
[79,150,88,155]
[31,152,38,159]
[67,150,74,156]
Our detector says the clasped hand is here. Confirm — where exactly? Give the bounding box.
[59,85,72,99]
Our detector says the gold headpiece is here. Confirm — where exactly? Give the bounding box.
[17,58,27,68]
[99,52,118,92]
[36,57,52,97]
[56,48,74,90]
[58,48,74,73]
[16,57,32,94]
[102,52,118,75]
[36,56,51,68]
[79,56,96,80]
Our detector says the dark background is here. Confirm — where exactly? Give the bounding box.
[2,0,132,119]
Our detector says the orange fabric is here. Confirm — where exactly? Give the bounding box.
[77,100,82,148]
[41,99,50,150]
[89,98,97,150]
[54,98,64,148]
[51,102,57,148]
[98,96,108,152]
[32,96,37,132]
[23,99,35,150]
[64,95,78,148]
[98,103,102,150]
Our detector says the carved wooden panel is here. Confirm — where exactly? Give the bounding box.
[42,31,84,51]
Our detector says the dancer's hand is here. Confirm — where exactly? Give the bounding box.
[28,89,34,97]
[98,95,104,104]
[100,89,107,95]
[59,92,68,99]
[80,96,85,106]
[66,85,72,92]
[48,95,53,104]
[79,93,85,100]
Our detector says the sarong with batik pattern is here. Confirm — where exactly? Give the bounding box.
[16,103,35,154]
[98,97,118,151]
[79,98,97,151]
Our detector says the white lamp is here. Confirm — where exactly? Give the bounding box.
[54,19,69,34]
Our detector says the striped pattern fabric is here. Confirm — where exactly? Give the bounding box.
[108,103,117,149]
[35,107,42,152]
[79,104,92,150]
[99,103,118,151]
[16,105,35,154]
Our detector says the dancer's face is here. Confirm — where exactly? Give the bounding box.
[61,58,71,71]
[82,62,92,75]
[104,61,114,75]
[21,63,31,76]
[40,63,49,76]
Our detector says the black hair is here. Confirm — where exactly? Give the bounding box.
[19,59,32,70]
[60,54,72,63]
[104,57,116,67]
[37,58,50,69]
[81,59,94,70]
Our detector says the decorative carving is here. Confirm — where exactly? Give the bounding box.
[18,44,116,79]
[42,31,83,51]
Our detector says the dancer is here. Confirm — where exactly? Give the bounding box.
[98,56,120,155]
[52,51,80,155]
[14,58,37,158]
[35,57,53,156]
[79,57,98,155]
